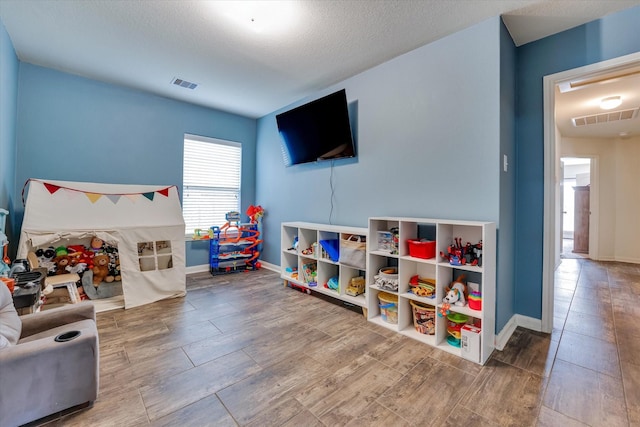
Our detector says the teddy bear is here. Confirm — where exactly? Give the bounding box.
[52,255,72,275]
[92,254,110,285]
[443,274,468,306]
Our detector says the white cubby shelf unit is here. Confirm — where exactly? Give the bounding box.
[280,222,368,308]
[367,217,496,365]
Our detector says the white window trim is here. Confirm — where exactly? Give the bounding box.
[183,133,242,238]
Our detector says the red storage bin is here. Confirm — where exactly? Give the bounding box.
[407,239,436,259]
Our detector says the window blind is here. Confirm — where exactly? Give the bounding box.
[183,135,241,236]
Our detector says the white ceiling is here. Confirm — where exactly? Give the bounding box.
[1,0,639,128]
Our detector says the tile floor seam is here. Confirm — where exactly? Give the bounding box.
[607,268,632,427]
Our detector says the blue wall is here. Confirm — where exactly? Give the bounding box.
[257,17,513,332]
[498,20,517,331]
[14,63,257,266]
[514,6,640,319]
[0,19,18,242]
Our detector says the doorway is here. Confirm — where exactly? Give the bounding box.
[560,157,590,259]
[541,51,640,333]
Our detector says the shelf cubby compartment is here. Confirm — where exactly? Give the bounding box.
[366,287,399,331]
[368,218,400,256]
[298,228,318,259]
[281,224,298,253]
[299,256,318,287]
[317,260,339,295]
[281,251,299,281]
[367,252,398,292]
[317,230,340,263]
[339,266,366,307]
[399,257,437,304]
[398,220,437,258]
[437,223,484,269]
[398,296,438,346]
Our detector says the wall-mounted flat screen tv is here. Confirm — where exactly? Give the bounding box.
[276,89,355,167]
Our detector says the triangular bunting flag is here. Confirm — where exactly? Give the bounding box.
[142,192,155,201]
[106,194,121,204]
[44,183,61,194]
[158,187,170,197]
[85,192,102,204]
[124,194,139,202]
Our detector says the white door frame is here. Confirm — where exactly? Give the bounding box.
[542,52,640,333]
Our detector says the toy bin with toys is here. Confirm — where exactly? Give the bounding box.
[410,300,435,335]
[378,291,398,324]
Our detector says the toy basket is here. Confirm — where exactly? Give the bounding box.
[407,239,436,259]
[340,235,366,269]
[410,300,435,334]
[378,292,398,324]
[374,267,398,291]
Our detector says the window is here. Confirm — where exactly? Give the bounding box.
[183,134,241,236]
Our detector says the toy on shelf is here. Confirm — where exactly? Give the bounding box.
[325,275,338,291]
[438,303,451,317]
[288,236,299,252]
[468,291,482,310]
[301,242,318,257]
[443,274,468,307]
[246,205,264,223]
[345,276,365,296]
[374,267,398,291]
[301,261,317,286]
[440,238,482,266]
[408,275,436,298]
[192,228,213,240]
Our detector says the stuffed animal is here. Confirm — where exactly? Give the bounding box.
[35,247,57,273]
[105,258,121,283]
[65,257,88,275]
[92,254,110,285]
[90,237,104,253]
[53,255,72,275]
[443,275,468,306]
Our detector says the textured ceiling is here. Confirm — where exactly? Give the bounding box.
[1,0,639,120]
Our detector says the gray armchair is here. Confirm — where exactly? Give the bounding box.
[0,284,99,427]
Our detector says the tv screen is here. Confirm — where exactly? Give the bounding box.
[276,89,355,167]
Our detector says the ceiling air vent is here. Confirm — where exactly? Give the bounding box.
[171,77,198,90]
[572,107,639,127]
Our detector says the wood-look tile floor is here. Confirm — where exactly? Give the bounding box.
[36,258,639,426]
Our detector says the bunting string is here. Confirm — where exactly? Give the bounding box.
[21,179,178,207]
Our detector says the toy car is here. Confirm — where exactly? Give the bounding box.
[345,276,365,296]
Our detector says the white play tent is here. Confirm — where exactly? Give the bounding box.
[17,179,186,310]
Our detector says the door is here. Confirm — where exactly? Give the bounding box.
[573,186,590,253]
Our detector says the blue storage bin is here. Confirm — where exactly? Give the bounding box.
[319,239,339,262]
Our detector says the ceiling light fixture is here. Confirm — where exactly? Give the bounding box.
[214,1,297,34]
[600,96,622,110]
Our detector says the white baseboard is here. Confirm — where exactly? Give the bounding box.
[186,264,210,275]
[495,315,518,351]
[516,314,543,332]
[258,260,280,273]
[494,314,543,350]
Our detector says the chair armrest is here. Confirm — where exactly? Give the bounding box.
[0,325,99,427]
[20,301,96,338]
